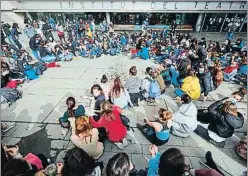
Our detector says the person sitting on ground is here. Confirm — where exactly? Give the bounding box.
[125,66,142,107]
[89,101,128,149]
[137,45,149,60]
[196,99,244,148]
[100,74,112,101]
[137,108,172,146]
[68,116,104,159]
[84,84,105,121]
[39,40,56,63]
[141,67,153,100]
[175,69,201,101]
[158,61,172,87]
[212,60,223,88]
[147,145,223,176]
[55,147,104,176]
[111,77,133,109]
[141,67,161,102]
[106,152,146,176]
[232,37,244,52]
[171,94,198,138]
[2,145,50,176]
[58,97,85,129]
[153,69,166,94]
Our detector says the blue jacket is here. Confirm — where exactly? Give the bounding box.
[120,36,127,46]
[138,47,149,60]
[48,17,55,24]
[148,152,161,176]
[238,65,247,75]
[162,28,168,38]
[23,26,36,38]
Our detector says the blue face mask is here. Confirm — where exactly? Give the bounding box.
[230,97,238,104]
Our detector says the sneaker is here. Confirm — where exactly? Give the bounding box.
[122,138,128,147]
[1,122,16,133]
[115,142,124,149]
[209,139,225,148]
[203,96,207,102]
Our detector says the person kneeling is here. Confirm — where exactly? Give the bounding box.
[137,108,172,146]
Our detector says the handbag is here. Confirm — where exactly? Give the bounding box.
[120,114,130,130]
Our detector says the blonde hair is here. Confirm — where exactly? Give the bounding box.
[222,101,238,117]
[75,116,92,137]
[158,108,172,121]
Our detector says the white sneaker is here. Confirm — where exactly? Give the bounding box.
[203,96,207,102]
[122,138,128,147]
[115,142,124,149]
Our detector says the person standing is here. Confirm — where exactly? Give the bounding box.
[90,18,95,36]
[48,16,56,31]
[23,23,36,39]
[29,34,41,59]
[10,23,22,49]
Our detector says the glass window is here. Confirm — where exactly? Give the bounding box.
[202,13,227,32]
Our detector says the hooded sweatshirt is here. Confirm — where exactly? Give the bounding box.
[171,102,198,138]
[181,76,201,100]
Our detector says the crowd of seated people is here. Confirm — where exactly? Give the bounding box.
[1,16,247,176]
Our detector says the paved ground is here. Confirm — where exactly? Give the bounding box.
[1,53,247,175]
[2,30,247,175]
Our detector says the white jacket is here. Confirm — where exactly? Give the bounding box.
[171,102,198,137]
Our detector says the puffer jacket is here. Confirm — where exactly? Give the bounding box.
[208,99,244,138]
[181,76,201,100]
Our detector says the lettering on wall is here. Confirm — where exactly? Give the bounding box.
[57,1,247,11]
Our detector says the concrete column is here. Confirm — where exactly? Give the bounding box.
[106,12,110,23]
[195,13,204,32]
[26,12,33,22]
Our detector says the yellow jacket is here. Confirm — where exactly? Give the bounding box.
[86,29,93,38]
[181,76,201,100]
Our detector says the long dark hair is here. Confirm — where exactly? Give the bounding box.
[66,97,76,118]
[106,153,130,176]
[62,147,103,176]
[111,77,125,98]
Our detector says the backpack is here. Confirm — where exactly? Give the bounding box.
[146,78,161,99]
[110,48,116,56]
[1,87,22,104]
[160,69,172,85]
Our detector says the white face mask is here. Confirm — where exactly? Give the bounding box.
[199,67,204,74]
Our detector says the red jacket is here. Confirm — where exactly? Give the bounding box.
[89,106,127,142]
[224,65,238,74]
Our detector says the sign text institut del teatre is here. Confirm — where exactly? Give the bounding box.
[18,1,247,11]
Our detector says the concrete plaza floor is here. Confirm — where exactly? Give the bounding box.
[1,53,247,175]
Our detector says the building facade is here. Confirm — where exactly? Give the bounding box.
[1,1,247,32]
